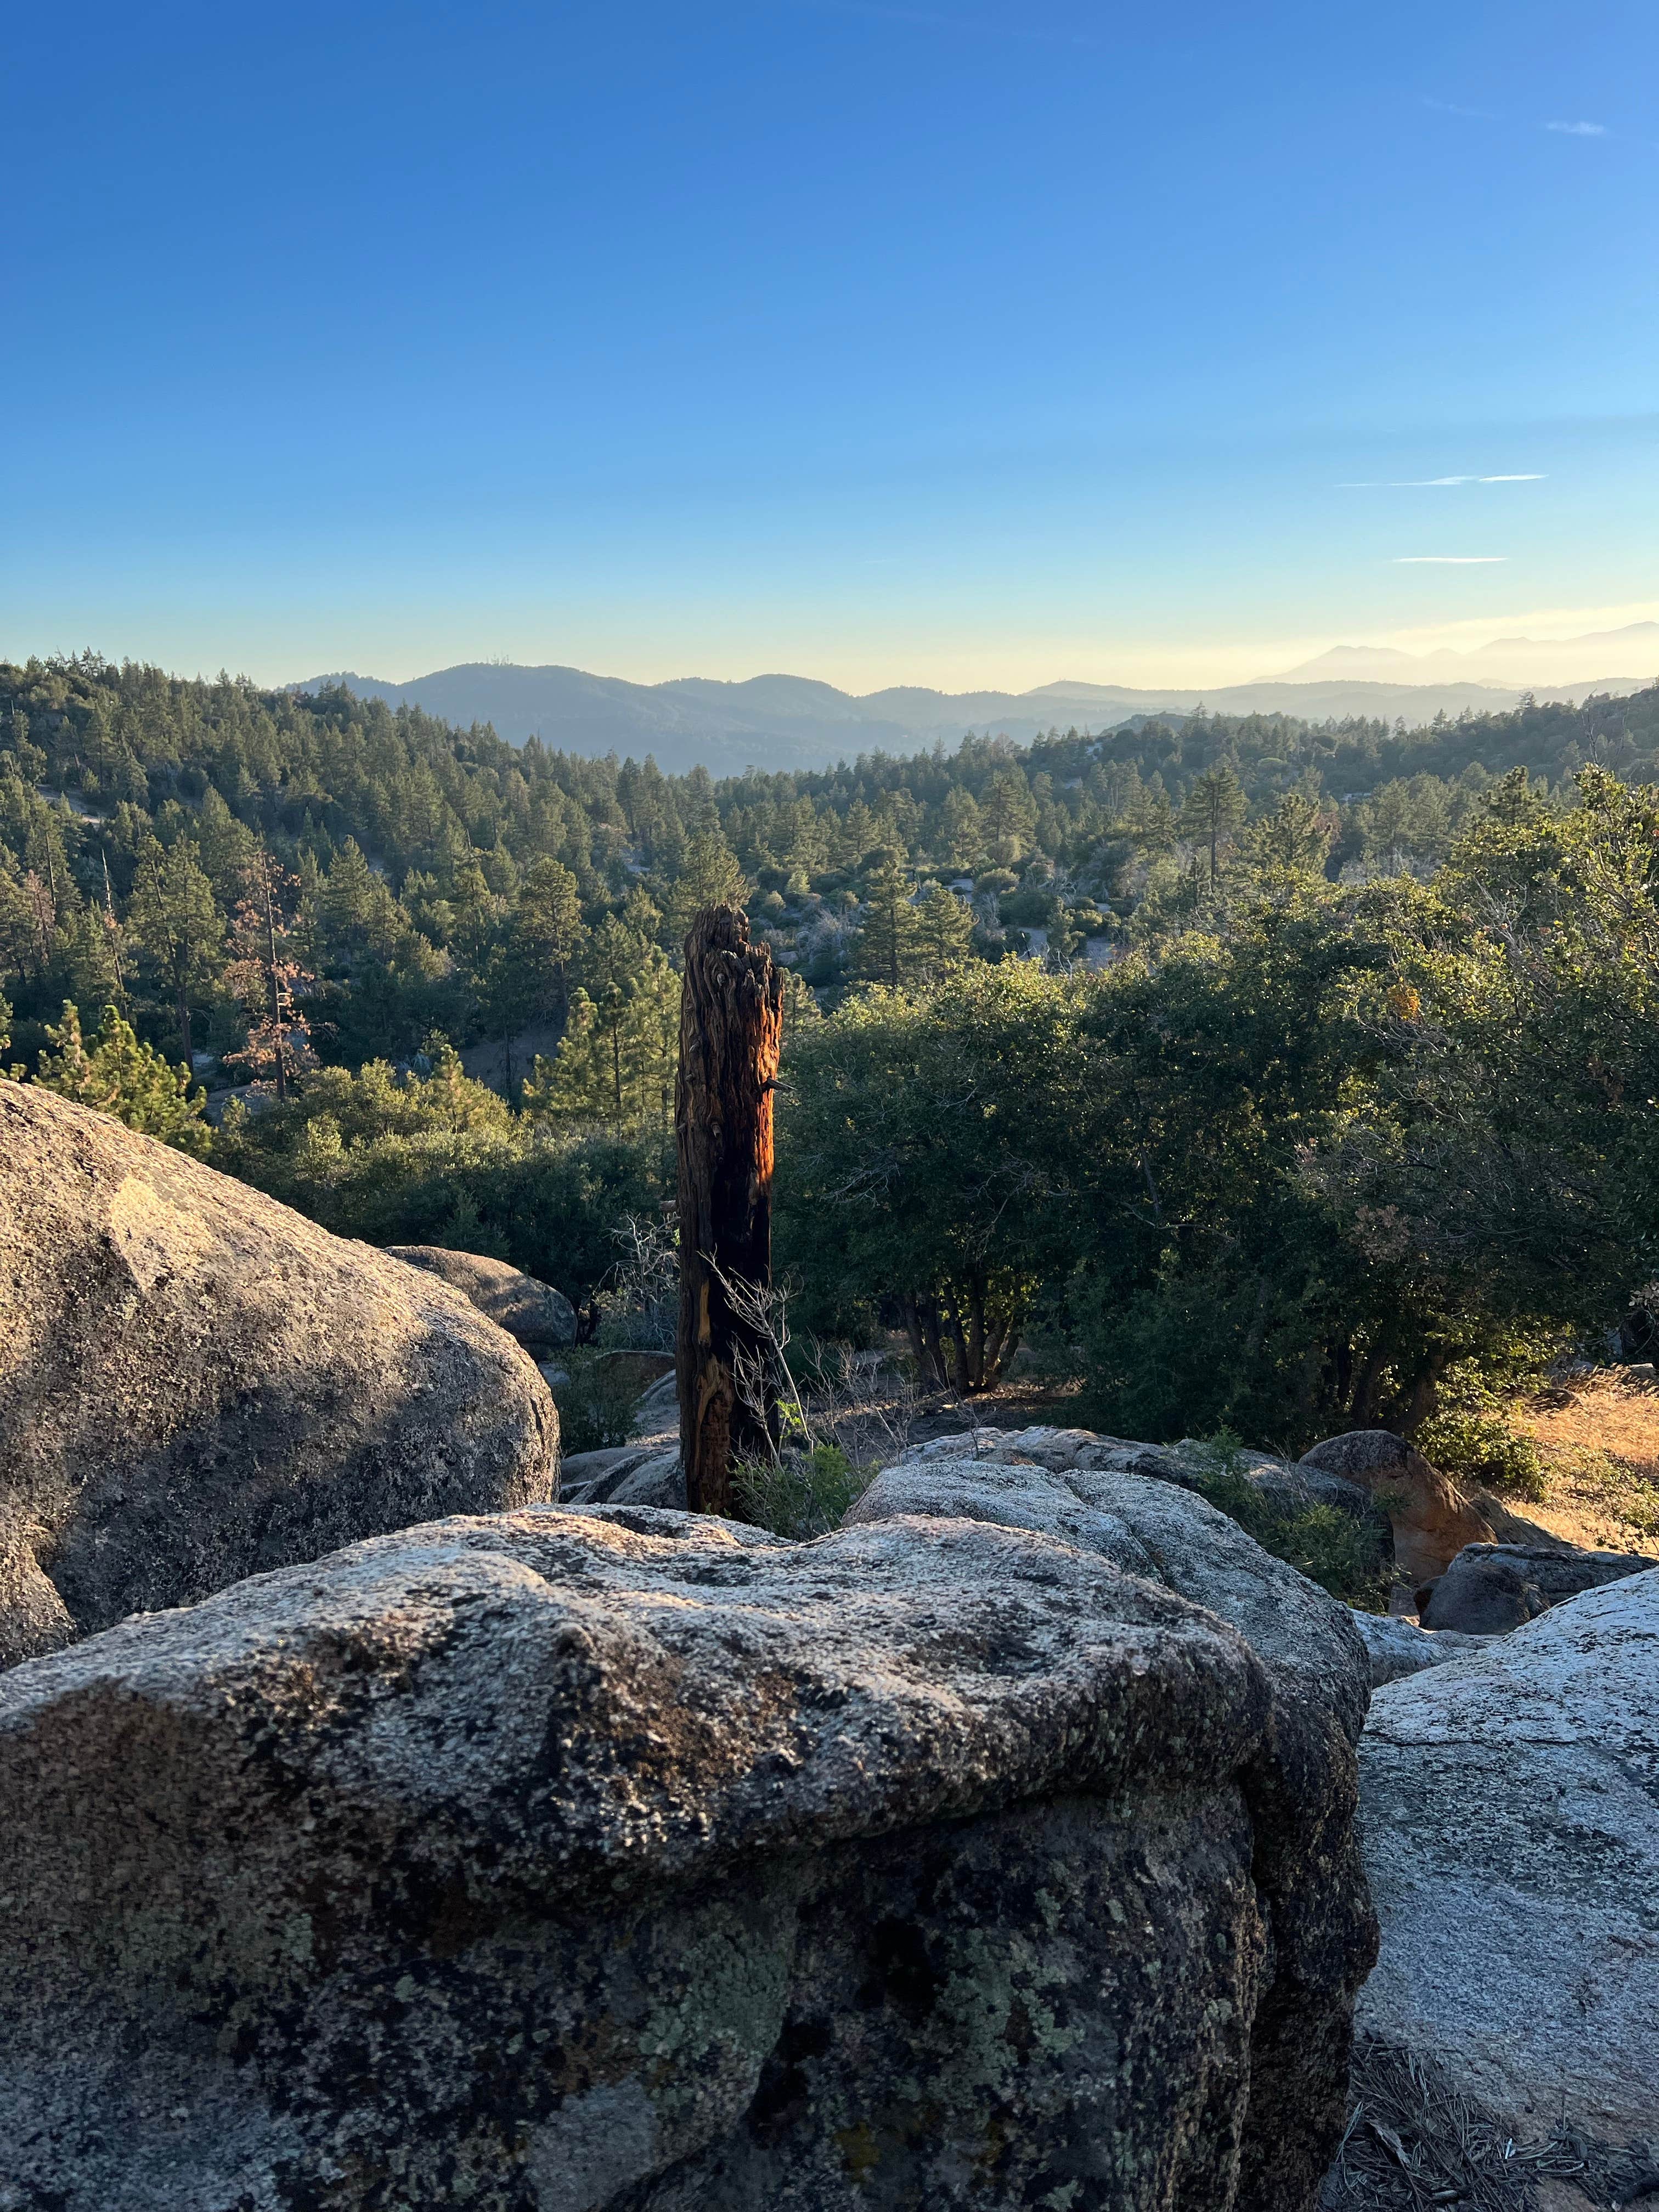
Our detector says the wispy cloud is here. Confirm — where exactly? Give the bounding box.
[1425,100,1625,144]
[1393,556,1508,565]
[1339,474,1546,488]
[1423,97,1498,121]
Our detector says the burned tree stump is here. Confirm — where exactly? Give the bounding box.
[675,906,785,1515]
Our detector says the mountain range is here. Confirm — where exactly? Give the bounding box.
[1274,621,1659,687]
[296,625,1656,776]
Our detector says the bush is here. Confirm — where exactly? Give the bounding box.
[213,1054,669,1301]
[1184,1432,1391,1609]
[732,1444,873,1540]
[1415,1407,1548,1500]
[550,1351,644,1455]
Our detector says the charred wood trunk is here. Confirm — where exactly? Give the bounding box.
[675,906,785,1515]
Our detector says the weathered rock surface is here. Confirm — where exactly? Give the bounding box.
[385,1244,577,1352]
[561,1447,687,1510]
[3,1503,1347,2210]
[1357,1571,1659,2163]
[1347,1609,1495,1686]
[631,1368,681,1433]
[848,1430,1378,2212]
[0,1085,557,1667]
[1420,1538,1659,1632]
[1299,1429,1493,1581]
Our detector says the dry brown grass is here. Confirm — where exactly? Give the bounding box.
[1508,1369,1659,1551]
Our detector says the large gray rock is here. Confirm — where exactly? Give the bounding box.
[1420,1539,1659,1632]
[917,1425,1392,1578]
[3,1503,1344,2210]
[562,1447,687,1510]
[847,1437,1378,2212]
[1357,1571,1659,2164]
[1347,1609,1495,1686]
[385,1244,577,1352]
[0,1084,557,1668]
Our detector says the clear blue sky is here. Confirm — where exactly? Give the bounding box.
[7,0,1656,691]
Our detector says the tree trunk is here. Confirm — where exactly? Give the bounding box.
[919,1301,946,1391]
[175,983,193,1071]
[264,878,287,1102]
[1404,1347,1448,1435]
[944,1297,973,1395]
[900,1294,929,1380]
[675,905,785,1515]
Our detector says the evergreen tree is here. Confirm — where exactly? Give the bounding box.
[1127,776,1175,856]
[911,883,975,980]
[853,849,919,988]
[32,1001,210,1153]
[668,830,749,943]
[1179,760,1248,878]
[980,770,1038,865]
[128,836,223,1066]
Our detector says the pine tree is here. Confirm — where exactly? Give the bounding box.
[1178,760,1248,879]
[1127,776,1175,855]
[912,884,975,980]
[128,836,223,1067]
[33,1001,210,1153]
[853,849,920,988]
[668,832,749,944]
[980,771,1038,865]
[512,857,586,1022]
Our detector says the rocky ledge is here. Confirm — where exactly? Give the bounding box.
[1,1489,1373,2211]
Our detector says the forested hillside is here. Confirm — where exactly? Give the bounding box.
[7,651,1659,1469]
[5,651,1657,1077]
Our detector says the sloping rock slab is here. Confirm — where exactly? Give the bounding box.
[1357,1571,1659,2161]
[385,1244,577,1352]
[2,1505,1318,2210]
[930,1425,1391,1567]
[847,1444,1378,2212]
[1348,1609,1495,1686]
[0,1085,557,1667]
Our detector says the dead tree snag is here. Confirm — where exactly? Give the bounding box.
[675,905,785,1514]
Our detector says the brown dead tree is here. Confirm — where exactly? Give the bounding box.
[675,905,785,1514]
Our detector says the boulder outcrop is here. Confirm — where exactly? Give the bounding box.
[3,1502,1358,2211]
[1420,1538,1659,1632]
[1357,1571,1659,2168]
[385,1244,577,1352]
[847,1429,1378,2212]
[0,1085,557,1667]
[1299,1429,1493,1581]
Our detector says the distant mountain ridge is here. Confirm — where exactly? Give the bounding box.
[295,656,1647,776]
[1273,620,1659,688]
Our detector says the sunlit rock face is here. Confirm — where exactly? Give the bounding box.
[0,1082,557,1667]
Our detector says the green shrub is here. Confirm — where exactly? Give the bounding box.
[550,1351,643,1455]
[1415,1407,1548,1500]
[732,1444,873,1541]
[1184,1431,1391,1610]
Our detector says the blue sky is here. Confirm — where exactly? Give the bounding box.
[7,0,1656,691]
